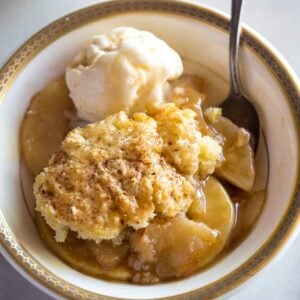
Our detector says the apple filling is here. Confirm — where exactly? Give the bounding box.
[21,74,264,284]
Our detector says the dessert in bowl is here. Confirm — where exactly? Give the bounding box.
[0,1,299,299]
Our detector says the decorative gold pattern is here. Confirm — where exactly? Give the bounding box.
[0,1,299,299]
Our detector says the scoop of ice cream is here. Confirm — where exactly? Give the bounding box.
[66,27,183,122]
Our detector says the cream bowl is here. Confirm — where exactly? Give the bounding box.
[0,0,299,299]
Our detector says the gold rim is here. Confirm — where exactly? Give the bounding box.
[0,0,299,299]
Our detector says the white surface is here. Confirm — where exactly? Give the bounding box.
[0,0,299,299]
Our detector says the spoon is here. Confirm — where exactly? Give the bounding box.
[220,0,260,153]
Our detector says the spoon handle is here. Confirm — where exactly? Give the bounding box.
[230,0,243,96]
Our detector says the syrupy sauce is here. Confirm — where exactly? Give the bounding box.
[35,212,133,282]
[21,76,267,284]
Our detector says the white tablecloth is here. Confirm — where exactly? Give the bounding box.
[0,0,299,299]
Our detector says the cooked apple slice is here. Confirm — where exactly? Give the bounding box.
[137,178,234,279]
[21,77,75,175]
[130,216,220,279]
[35,213,131,280]
[187,176,234,253]
[87,240,129,269]
[166,74,209,132]
[187,193,204,221]
[210,116,255,192]
[187,181,206,221]
[202,176,235,245]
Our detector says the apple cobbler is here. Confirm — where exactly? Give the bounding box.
[21,27,265,284]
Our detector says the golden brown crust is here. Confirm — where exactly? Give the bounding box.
[34,110,198,242]
[153,103,223,176]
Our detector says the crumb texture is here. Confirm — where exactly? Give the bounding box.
[34,104,223,242]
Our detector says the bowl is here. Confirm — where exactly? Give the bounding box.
[0,0,299,299]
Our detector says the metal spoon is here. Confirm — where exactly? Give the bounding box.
[220,0,260,153]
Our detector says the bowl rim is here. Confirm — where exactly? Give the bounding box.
[0,0,299,299]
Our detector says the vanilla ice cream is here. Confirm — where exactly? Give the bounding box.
[66,27,183,122]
